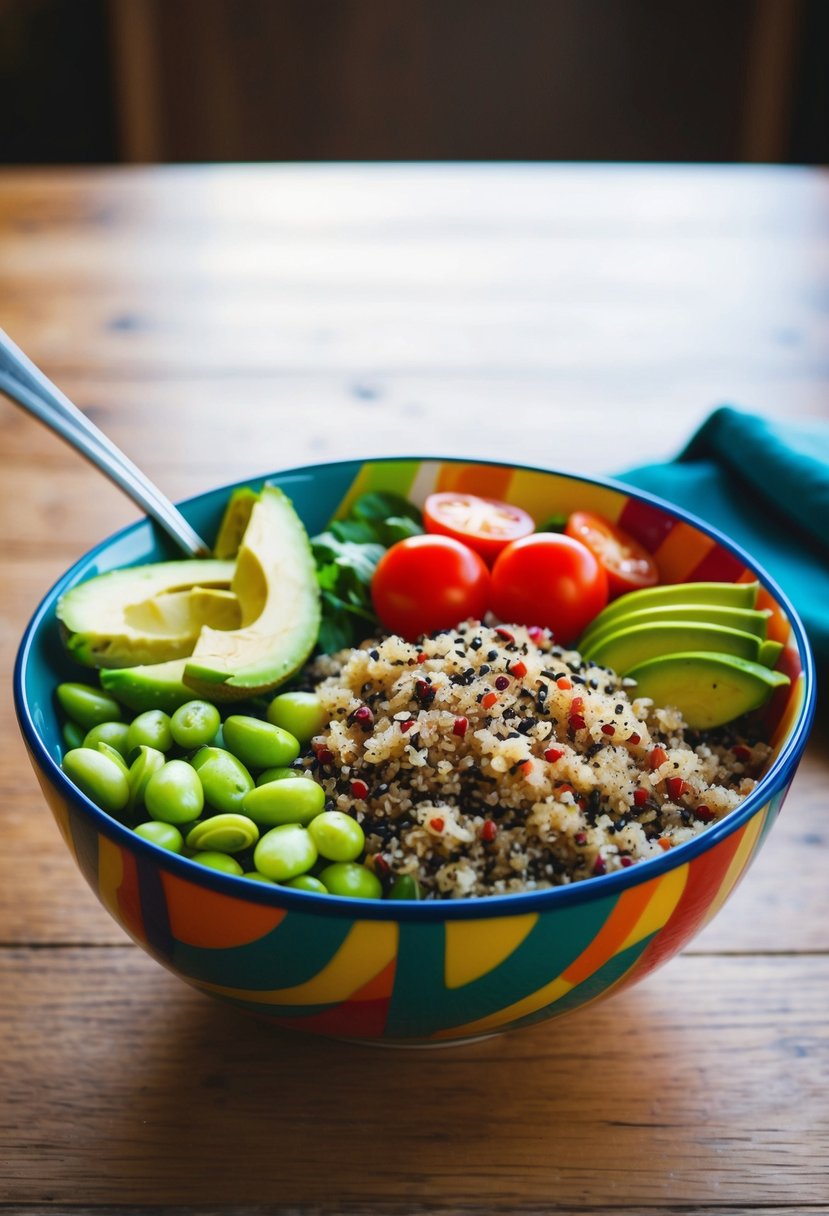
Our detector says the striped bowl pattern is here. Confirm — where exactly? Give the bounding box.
[15,459,816,1045]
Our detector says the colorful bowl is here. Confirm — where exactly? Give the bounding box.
[14,458,816,1045]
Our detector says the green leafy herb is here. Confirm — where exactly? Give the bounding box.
[312,492,423,651]
[536,513,569,533]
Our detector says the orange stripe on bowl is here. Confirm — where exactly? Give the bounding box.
[434,462,514,500]
[161,870,287,948]
[653,522,715,583]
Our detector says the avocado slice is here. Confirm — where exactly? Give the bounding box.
[57,559,236,668]
[583,621,762,674]
[213,486,260,559]
[578,603,770,655]
[183,485,320,700]
[625,650,790,729]
[582,581,760,643]
[100,658,195,713]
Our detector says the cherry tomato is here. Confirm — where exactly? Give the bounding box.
[371,534,491,640]
[565,511,659,599]
[423,492,535,565]
[490,533,608,642]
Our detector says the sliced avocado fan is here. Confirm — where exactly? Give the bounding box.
[624,651,790,730]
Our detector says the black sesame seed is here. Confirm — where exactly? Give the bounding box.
[487,650,499,661]
[470,637,482,651]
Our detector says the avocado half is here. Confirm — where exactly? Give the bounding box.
[624,651,790,729]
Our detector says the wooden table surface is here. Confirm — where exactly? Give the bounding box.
[0,165,827,1214]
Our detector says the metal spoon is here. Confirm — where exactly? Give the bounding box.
[0,327,211,558]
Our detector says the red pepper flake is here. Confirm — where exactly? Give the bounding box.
[429,816,445,833]
[592,855,607,875]
[313,742,334,765]
[657,837,673,852]
[352,705,375,728]
[527,625,545,644]
[350,778,369,800]
[482,691,498,709]
[557,783,575,797]
[544,747,565,763]
[495,627,514,643]
[574,831,587,846]
[569,714,587,731]
[510,660,528,679]
[557,677,572,690]
[372,853,391,877]
[648,746,668,770]
[577,797,587,811]
[481,819,497,842]
[416,651,428,664]
[400,718,414,733]
[453,716,469,738]
[666,776,688,801]
[633,787,649,807]
[696,804,716,822]
[601,723,616,736]
[628,732,642,746]
[571,696,585,714]
[520,759,534,776]
[620,856,634,868]
[732,744,752,762]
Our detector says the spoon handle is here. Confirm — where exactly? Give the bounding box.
[0,328,211,558]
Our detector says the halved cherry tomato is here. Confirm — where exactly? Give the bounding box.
[565,511,659,599]
[423,492,535,565]
[490,533,608,643]
[371,535,490,640]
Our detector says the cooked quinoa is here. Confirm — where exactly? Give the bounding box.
[302,621,769,898]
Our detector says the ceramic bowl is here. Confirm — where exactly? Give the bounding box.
[14,458,816,1045]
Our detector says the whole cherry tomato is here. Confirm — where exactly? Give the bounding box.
[371,535,491,639]
[490,533,608,642]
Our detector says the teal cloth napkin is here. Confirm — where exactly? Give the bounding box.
[617,406,829,673]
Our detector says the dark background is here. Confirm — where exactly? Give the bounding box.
[0,0,827,164]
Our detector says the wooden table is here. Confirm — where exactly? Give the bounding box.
[1,165,826,1213]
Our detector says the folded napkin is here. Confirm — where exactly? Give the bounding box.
[617,406,829,673]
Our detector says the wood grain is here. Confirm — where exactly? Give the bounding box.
[0,165,827,1213]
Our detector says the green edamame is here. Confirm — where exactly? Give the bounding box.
[389,873,422,900]
[243,777,326,827]
[190,851,244,876]
[126,710,173,756]
[318,861,382,900]
[170,700,222,750]
[286,874,328,894]
[256,766,307,786]
[185,814,259,854]
[222,715,300,770]
[191,746,254,813]
[83,720,130,758]
[126,745,166,812]
[57,683,123,730]
[266,691,326,745]
[134,821,184,853]
[308,811,365,862]
[144,759,204,824]
[62,747,130,814]
[253,824,317,882]
[62,720,85,751]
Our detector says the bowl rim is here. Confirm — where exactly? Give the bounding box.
[14,454,817,923]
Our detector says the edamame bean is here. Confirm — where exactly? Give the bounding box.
[144,759,204,824]
[253,824,317,882]
[126,710,173,756]
[389,873,422,900]
[185,814,259,854]
[285,874,328,894]
[134,821,184,853]
[318,861,382,900]
[243,777,326,827]
[191,746,254,812]
[83,721,131,759]
[222,715,300,770]
[62,720,85,751]
[308,810,365,862]
[170,700,222,750]
[96,741,129,777]
[266,691,326,745]
[126,745,166,812]
[255,766,307,786]
[190,851,243,876]
[243,871,276,884]
[57,683,123,730]
[62,747,130,814]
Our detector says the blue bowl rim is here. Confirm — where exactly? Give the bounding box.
[14,454,817,924]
